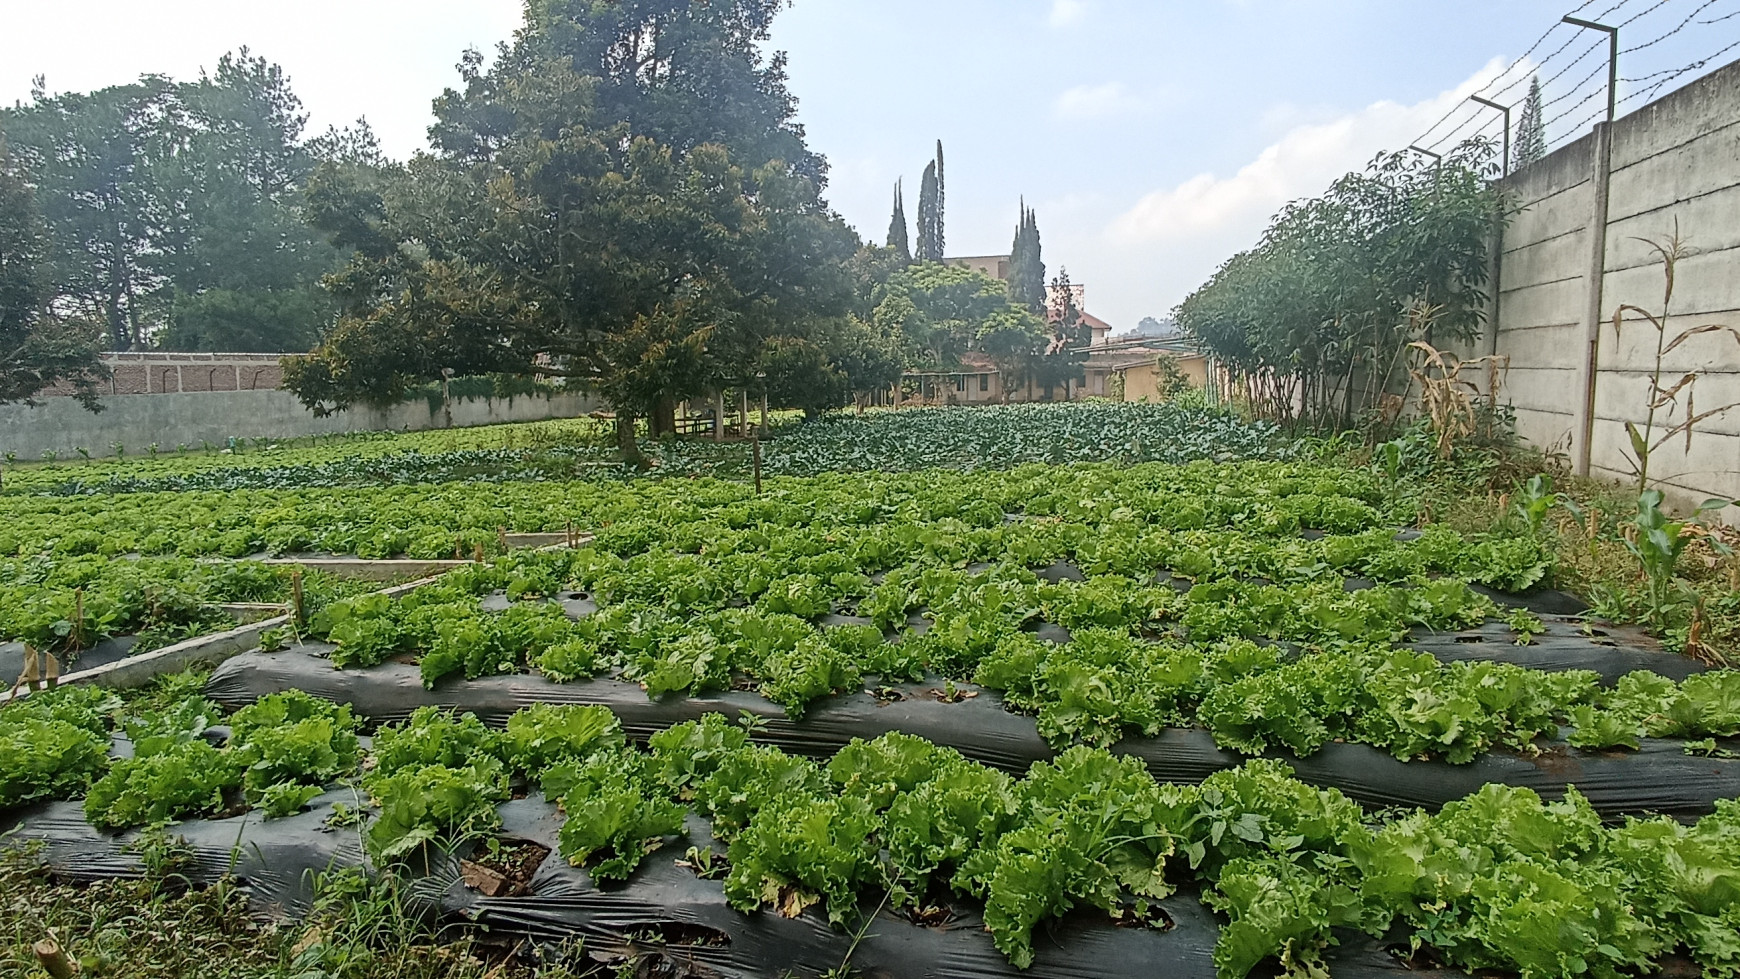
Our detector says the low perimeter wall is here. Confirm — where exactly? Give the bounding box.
[0,389,600,460]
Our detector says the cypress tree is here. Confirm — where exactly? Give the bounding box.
[1008,201,1046,313]
[916,162,940,262]
[933,140,945,258]
[1515,76,1546,169]
[887,179,910,262]
[914,141,945,262]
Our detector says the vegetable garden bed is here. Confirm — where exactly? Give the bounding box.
[4,690,1737,979]
[4,408,1737,979]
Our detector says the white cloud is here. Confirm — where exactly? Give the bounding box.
[1084,58,1517,323]
[1048,0,1089,27]
[1052,81,1140,119]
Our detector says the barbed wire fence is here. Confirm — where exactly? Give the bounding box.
[1405,0,1740,170]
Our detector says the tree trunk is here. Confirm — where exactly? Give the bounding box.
[615,412,647,467]
[651,396,676,438]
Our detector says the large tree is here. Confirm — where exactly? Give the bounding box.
[0,51,351,352]
[873,262,1009,370]
[287,0,858,459]
[914,140,945,262]
[1515,76,1546,169]
[0,142,106,408]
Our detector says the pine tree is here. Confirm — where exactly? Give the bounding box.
[887,180,910,262]
[1515,76,1546,169]
[1007,200,1046,313]
[914,141,945,262]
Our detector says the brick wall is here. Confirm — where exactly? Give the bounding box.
[43,353,285,397]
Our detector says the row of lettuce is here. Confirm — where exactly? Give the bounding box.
[1,555,374,658]
[2,459,1528,652]
[1,458,1389,562]
[306,556,1738,762]
[3,686,1736,979]
[3,402,1290,497]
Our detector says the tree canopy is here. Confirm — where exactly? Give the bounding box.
[0,141,106,408]
[285,0,865,452]
[886,179,910,263]
[1176,141,1506,427]
[0,50,355,352]
[1515,76,1546,169]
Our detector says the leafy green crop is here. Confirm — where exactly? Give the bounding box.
[83,740,242,830]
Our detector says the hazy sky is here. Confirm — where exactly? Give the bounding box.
[3,0,1735,328]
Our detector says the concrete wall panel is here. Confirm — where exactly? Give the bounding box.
[0,389,601,461]
[1490,59,1740,516]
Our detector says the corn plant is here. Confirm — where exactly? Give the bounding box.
[1406,340,1509,458]
[1620,490,1733,631]
[1610,226,1740,494]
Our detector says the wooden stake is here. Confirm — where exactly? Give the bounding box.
[497,526,509,553]
[33,938,78,979]
[752,437,763,495]
[290,569,306,630]
[473,543,486,563]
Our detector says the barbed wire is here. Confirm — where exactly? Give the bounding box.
[1621,0,1725,51]
[1408,0,1600,148]
[1419,0,1740,159]
[1422,34,1606,152]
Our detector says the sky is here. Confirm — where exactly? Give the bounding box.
[2,0,1735,329]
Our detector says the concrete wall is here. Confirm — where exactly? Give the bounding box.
[1487,58,1740,515]
[0,389,601,460]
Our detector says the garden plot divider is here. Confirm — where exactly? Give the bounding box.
[2,793,1457,979]
[206,643,1740,822]
[0,536,596,705]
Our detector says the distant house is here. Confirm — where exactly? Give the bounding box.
[945,253,1114,346]
[892,334,1204,407]
[949,254,1012,281]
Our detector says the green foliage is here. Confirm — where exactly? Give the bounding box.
[289,1,855,439]
[363,762,506,861]
[0,716,110,807]
[553,750,685,880]
[1177,141,1505,427]
[1007,201,1046,313]
[1516,76,1546,168]
[0,52,349,352]
[83,740,242,830]
[0,141,106,408]
[227,690,361,802]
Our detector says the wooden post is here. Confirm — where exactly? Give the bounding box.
[33,938,78,979]
[713,391,725,442]
[290,569,306,630]
[497,526,509,553]
[760,393,769,437]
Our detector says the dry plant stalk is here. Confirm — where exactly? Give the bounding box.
[1407,340,1510,458]
[1611,225,1740,493]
